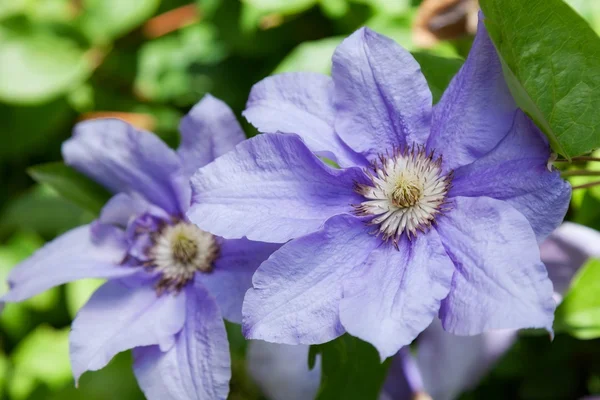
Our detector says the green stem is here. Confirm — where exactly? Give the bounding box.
[572,180,600,190]
[561,170,600,177]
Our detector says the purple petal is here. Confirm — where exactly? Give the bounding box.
[417,319,516,400]
[541,222,600,298]
[427,15,517,171]
[437,196,556,335]
[339,230,454,359]
[188,133,367,243]
[63,119,183,215]
[99,193,149,228]
[332,27,432,160]
[449,111,571,242]
[242,214,378,344]
[178,94,246,177]
[382,347,424,400]
[2,224,134,302]
[247,341,321,400]
[195,238,280,324]
[132,285,230,400]
[243,72,366,167]
[70,277,186,382]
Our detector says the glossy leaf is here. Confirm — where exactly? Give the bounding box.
[309,334,390,400]
[28,162,111,216]
[480,0,600,158]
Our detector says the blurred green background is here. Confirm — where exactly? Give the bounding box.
[1,0,600,399]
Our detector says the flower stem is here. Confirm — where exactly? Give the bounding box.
[572,180,600,190]
[561,170,600,177]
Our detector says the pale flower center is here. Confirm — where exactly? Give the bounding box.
[150,222,219,293]
[354,146,452,245]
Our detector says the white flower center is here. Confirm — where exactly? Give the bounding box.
[354,146,452,244]
[150,222,219,293]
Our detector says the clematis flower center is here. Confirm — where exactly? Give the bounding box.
[353,146,452,244]
[150,222,219,293]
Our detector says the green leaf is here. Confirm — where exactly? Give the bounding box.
[412,52,463,103]
[135,23,227,105]
[28,162,111,216]
[310,334,390,400]
[78,0,160,44]
[480,0,600,158]
[244,0,317,15]
[0,23,94,104]
[555,258,600,339]
[66,278,104,318]
[9,325,71,400]
[0,98,72,158]
[565,0,600,35]
[0,185,95,238]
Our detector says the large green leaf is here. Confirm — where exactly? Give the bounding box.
[28,162,111,216]
[309,334,390,400]
[555,259,600,339]
[480,0,600,158]
[0,25,94,104]
[78,0,160,44]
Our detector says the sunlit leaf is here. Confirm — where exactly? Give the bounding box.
[555,259,600,339]
[9,325,71,400]
[78,0,160,44]
[0,23,94,104]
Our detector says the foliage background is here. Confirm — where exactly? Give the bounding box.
[0,0,599,399]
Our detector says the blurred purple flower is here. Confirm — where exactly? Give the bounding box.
[1,95,278,400]
[187,16,571,359]
[246,222,600,400]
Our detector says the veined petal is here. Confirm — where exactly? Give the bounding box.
[246,341,321,400]
[417,319,516,400]
[243,72,366,167]
[542,222,600,298]
[63,119,183,215]
[70,277,186,382]
[188,133,368,243]
[195,238,280,324]
[178,94,246,177]
[332,27,432,160]
[437,196,556,335]
[2,224,134,302]
[449,111,571,242]
[427,14,517,171]
[339,230,454,360]
[133,285,230,400]
[242,214,378,344]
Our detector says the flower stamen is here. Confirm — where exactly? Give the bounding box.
[150,222,219,293]
[353,145,452,245]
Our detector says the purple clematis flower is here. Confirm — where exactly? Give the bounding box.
[1,95,278,400]
[246,222,600,400]
[187,16,571,359]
